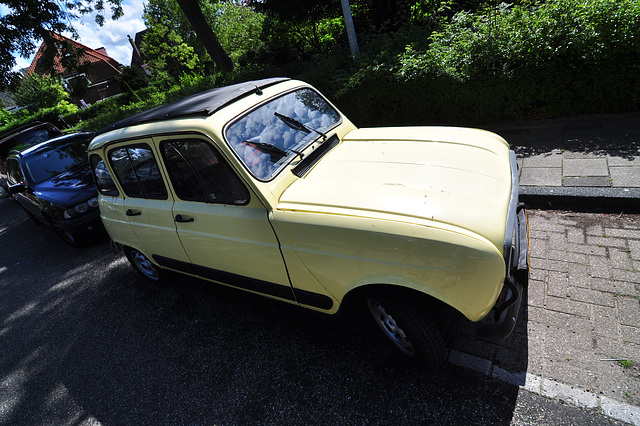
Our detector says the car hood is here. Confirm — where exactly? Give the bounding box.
[278,127,514,251]
[32,166,97,207]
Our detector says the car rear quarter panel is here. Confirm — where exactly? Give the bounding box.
[271,209,506,321]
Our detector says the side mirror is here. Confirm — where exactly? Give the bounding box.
[8,182,27,194]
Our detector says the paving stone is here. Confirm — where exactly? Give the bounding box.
[592,305,619,338]
[589,255,613,279]
[566,242,607,256]
[609,248,634,270]
[588,235,628,249]
[545,295,591,317]
[522,150,563,167]
[520,166,563,187]
[618,296,640,327]
[547,259,570,273]
[567,228,586,244]
[568,287,615,307]
[621,325,640,345]
[604,228,640,240]
[564,150,607,160]
[548,249,587,264]
[528,279,546,307]
[610,166,640,187]
[548,271,569,297]
[612,268,640,283]
[592,278,638,296]
[607,152,640,166]
[563,158,609,177]
[567,262,590,288]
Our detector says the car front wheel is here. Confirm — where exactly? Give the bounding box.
[125,247,168,285]
[366,293,445,370]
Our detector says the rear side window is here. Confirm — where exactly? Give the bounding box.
[90,154,119,196]
[160,139,249,205]
[108,144,167,200]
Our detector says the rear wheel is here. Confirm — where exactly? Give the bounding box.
[366,293,445,370]
[125,247,169,285]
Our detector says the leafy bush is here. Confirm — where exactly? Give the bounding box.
[338,0,640,125]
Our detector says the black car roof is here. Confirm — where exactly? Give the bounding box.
[12,132,95,158]
[98,77,290,134]
[0,121,56,145]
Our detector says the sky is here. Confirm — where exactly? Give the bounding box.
[5,0,146,71]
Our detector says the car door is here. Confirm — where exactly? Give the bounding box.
[5,157,42,219]
[106,141,190,264]
[156,136,292,298]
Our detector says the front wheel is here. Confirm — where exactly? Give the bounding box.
[52,224,83,247]
[366,294,445,370]
[125,247,169,285]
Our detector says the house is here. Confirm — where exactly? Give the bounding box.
[28,32,123,105]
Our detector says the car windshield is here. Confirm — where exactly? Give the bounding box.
[24,141,88,184]
[225,88,341,180]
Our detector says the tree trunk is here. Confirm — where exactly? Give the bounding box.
[175,0,234,71]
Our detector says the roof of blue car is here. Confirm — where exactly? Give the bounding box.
[98,77,290,134]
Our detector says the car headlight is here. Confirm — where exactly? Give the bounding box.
[64,197,99,219]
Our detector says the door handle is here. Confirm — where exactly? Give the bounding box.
[126,209,141,216]
[175,214,194,223]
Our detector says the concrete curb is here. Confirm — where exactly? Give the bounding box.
[520,187,640,213]
[449,350,640,425]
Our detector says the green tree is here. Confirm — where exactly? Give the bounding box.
[143,0,265,70]
[142,17,203,82]
[9,73,69,112]
[0,0,123,89]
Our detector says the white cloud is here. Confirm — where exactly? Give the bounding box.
[72,0,147,66]
[10,0,146,71]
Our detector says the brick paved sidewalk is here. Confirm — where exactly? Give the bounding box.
[451,210,640,422]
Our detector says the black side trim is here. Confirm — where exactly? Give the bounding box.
[153,254,304,309]
[292,134,340,177]
[153,255,194,275]
[191,264,295,301]
[293,288,334,310]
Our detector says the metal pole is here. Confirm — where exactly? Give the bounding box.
[340,0,360,60]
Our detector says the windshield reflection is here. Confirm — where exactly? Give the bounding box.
[226,88,341,180]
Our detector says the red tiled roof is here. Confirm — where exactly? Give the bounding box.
[28,32,122,83]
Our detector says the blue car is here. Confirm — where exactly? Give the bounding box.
[6,132,104,246]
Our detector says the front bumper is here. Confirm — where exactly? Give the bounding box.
[54,209,105,240]
[476,152,530,341]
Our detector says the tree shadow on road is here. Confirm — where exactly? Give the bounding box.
[0,198,528,424]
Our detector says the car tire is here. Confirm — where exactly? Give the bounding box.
[124,247,169,285]
[366,293,445,370]
[52,224,83,247]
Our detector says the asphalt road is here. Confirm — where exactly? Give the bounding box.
[0,198,624,425]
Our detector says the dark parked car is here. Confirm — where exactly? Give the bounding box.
[0,121,63,190]
[6,132,104,246]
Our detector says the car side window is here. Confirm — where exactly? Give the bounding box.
[6,158,24,185]
[108,144,168,200]
[160,139,249,205]
[90,154,119,196]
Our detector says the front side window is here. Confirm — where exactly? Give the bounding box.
[161,139,248,205]
[109,144,167,200]
[90,154,119,196]
[225,88,341,180]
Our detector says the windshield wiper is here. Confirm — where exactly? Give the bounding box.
[274,112,327,141]
[241,140,303,160]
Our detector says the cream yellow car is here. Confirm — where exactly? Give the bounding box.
[88,78,529,369]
